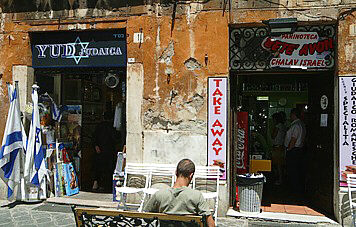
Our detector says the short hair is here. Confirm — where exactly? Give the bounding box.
[290,108,301,119]
[176,159,195,178]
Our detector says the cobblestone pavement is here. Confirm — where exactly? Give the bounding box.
[0,200,341,227]
[0,200,76,227]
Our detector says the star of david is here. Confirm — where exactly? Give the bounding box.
[66,37,90,64]
[35,127,41,144]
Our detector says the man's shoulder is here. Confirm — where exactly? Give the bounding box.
[155,187,202,197]
[179,187,204,197]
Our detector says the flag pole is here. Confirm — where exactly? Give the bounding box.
[6,82,11,102]
[14,81,24,201]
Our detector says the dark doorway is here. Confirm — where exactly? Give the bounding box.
[231,72,335,216]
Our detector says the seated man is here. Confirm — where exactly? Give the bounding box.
[143,159,216,227]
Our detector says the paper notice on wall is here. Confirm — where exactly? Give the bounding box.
[339,77,356,186]
[320,114,328,127]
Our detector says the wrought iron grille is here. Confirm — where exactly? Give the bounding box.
[229,24,336,71]
[80,212,202,227]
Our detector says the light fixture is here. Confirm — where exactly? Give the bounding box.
[262,18,298,37]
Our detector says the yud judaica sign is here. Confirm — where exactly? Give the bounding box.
[31,29,127,68]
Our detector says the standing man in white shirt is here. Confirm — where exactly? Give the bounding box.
[284,108,306,194]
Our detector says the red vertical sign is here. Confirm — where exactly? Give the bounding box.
[236,112,248,174]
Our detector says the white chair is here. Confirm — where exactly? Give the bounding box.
[143,164,176,196]
[347,174,356,227]
[193,166,220,224]
[116,163,151,211]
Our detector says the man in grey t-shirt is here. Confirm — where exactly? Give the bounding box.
[143,159,215,227]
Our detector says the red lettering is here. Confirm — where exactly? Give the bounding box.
[316,41,325,54]
[212,119,222,127]
[271,58,277,65]
[263,37,274,49]
[212,138,223,146]
[212,88,223,96]
[271,40,282,52]
[299,44,309,56]
[324,38,333,51]
[285,44,299,55]
[211,128,224,136]
[213,147,222,155]
[213,79,222,87]
[309,43,317,55]
[214,106,221,114]
[279,42,289,53]
[213,97,222,105]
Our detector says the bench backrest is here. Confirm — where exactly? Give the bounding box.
[72,206,207,227]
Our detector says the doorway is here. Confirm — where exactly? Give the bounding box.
[231,72,335,216]
[35,68,127,193]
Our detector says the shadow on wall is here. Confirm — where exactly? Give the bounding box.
[0,0,145,13]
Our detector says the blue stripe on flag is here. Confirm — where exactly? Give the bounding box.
[1,148,19,179]
[10,88,17,102]
[31,173,39,187]
[34,146,44,170]
[0,131,22,159]
[7,186,13,198]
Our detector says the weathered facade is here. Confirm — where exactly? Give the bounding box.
[0,0,354,224]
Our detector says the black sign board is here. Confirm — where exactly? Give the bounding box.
[31,29,127,68]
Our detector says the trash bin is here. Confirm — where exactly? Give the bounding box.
[237,173,265,213]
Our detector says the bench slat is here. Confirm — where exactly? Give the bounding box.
[72,206,207,227]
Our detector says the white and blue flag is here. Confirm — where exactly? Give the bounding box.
[24,85,47,187]
[0,84,27,198]
[41,92,62,122]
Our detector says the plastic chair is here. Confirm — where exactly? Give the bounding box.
[193,166,220,224]
[143,164,176,196]
[347,174,356,227]
[116,163,151,211]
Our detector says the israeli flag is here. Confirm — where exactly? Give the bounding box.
[0,84,27,198]
[42,92,61,122]
[24,85,47,187]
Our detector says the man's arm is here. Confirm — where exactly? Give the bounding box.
[143,193,158,213]
[206,215,215,227]
[288,136,297,150]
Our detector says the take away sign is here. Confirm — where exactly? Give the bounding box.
[208,77,227,180]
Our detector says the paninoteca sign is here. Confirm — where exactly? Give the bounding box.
[31,30,127,68]
[262,32,333,69]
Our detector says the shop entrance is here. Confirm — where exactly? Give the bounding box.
[231,72,334,215]
[36,68,126,193]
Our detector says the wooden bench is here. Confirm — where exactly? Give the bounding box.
[72,206,208,227]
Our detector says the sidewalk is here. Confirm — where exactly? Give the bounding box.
[0,199,342,227]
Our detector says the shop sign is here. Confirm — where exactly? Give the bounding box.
[208,77,227,180]
[229,24,336,71]
[339,77,356,186]
[236,112,248,174]
[31,30,127,68]
[262,32,333,69]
